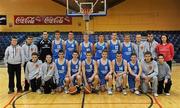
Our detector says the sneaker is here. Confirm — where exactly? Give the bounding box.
[134,90,140,95]
[165,93,170,96]
[17,89,23,93]
[36,89,41,94]
[154,93,158,97]
[107,88,113,95]
[64,87,68,94]
[122,89,127,95]
[8,90,14,94]
[51,90,55,94]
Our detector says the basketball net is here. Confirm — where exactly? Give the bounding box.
[81,8,92,21]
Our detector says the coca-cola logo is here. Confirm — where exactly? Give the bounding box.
[14,15,72,25]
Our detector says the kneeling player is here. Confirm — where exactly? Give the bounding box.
[128,53,142,95]
[82,51,99,93]
[55,50,70,93]
[112,51,128,95]
[67,51,82,94]
[97,50,113,95]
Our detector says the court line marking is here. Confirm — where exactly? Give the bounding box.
[3,93,18,108]
[153,96,163,108]
[81,90,85,108]
[145,94,154,108]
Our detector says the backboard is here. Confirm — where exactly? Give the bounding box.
[66,0,107,16]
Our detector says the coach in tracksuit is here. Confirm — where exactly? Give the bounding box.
[4,36,25,94]
[37,31,52,62]
[22,36,38,91]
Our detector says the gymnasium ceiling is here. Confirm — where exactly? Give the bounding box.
[52,0,125,12]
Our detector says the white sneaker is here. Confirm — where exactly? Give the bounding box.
[122,89,127,95]
[107,89,113,95]
[154,93,158,97]
[134,90,140,95]
[36,89,41,94]
[165,93,170,96]
[64,87,69,94]
[51,90,55,94]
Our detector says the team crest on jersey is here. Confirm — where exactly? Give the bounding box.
[71,44,74,47]
[119,67,123,71]
[128,47,132,51]
[86,48,90,51]
[35,64,39,68]
[57,45,61,49]
[76,65,78,69]
[115,45,118,50]
[134,66,137,71]
[105,66,108,70]
[62,66,64,70]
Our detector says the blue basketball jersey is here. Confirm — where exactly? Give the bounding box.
[55,59,67,78]
[122,43,133,62]
[114,59,125,74]
[98,59,110,77]
[129,61,139,75]
[84,59,94,79]
[80,42,92,61]
[95,42,106,60]
[52,40,63,60]
[65,40,77,60]
[108,40,120,61]
[70,60,80,75]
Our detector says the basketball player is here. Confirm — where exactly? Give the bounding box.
[55,50,69,93]
[25,52,42,93]
[94,34,107,60]
[4,36,24,94]
[22,35,38,91]
[82,51,99,92]
[128,53,142,95]
[67,51,82,90]
[52,30,65,60]
[121,33,136,62]
[40,54,59,94]
[107,33,121,61]
[65,31,78,60]
[97,50,113,95]
[112,51,128,95]
[141,51,158,97]
[79,33,93,61]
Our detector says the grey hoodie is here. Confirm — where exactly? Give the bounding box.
[144,40,158,59]
[40,62,59,84]
[4,45,25,65]
[157,62,171,81]
[25,60,42,81]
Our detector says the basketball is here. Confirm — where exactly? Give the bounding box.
[84,85,92,94]
[68,86,77,95]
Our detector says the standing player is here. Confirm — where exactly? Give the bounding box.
[79,33,93,61]
[112,51,128,95]
[94,34,107,60]
[121,34,136,62]
[25,52,42,93]
[55,50,69,93]
[22,36,38,91]
[67,51,82,91]
[144,32,158,60]
[141,51,158,97]
[52,30,65,60]
[65,31,78,61]
[128,53,142,95]
[134,34,145,62]
[37,31,52,62]
[82,51,99,93]
[107,33,121,61]
[40,54,59,94]
[97,50,113,95]
[4,36,24,94]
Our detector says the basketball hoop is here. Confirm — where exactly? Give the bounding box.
[81,8,92,21]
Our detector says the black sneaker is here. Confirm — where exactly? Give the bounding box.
[8,90,14,94]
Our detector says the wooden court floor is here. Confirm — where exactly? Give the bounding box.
[1,65,180,108]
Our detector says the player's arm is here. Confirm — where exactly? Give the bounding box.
[108,60,113,75]
[137,62,142,77]
[107,40,110,51]
[111,60,117,77]
[79,43,82,55]
[51,40,54,53]
[75,41,79,53]
[62,40,65,52]
[91,43,94,56]
[77,61,82,76]
[82,61,88,85]
[67,61,71,77]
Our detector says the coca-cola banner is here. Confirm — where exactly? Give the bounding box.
[14,15,72,25]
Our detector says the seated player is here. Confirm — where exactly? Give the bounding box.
[55,50,70,93]
[40,54,59,94]
[25,52,42,93]
[157,54,172,96]
[112,51,128,95]
[128,53,142,95]
[141,51,158,97]
[82,51,99,93]
[97,50,113,95]
[67,51,82,94]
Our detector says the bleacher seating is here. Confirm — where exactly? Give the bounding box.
[0,31,180,62]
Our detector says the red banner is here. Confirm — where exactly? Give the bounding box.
[14,15,72,25]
